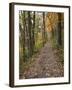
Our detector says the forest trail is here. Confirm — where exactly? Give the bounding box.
[22,41,64,79]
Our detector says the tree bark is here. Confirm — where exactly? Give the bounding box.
[57,13,62,46]
[28,11,32,57]
[22,11,26,62]
[32,11,35,52]
[42,12,46,46]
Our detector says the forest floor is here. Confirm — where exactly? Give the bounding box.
[20,41,64,79]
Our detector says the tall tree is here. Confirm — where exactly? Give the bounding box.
[21,11,26,62]
[32,11,35,52]
[57,13,62,46]
[42,12,46,46]
[28,11,32,57]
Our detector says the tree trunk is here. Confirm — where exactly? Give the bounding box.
[57,13,62,46]
[28,11,32,57]
[32,11,35,52]
[42,12,46,46]
[22,11,26,62]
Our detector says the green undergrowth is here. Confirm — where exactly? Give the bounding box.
[51,39,64,64]
[19,47,42,79]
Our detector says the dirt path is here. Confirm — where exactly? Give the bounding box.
[21,42,64,79]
